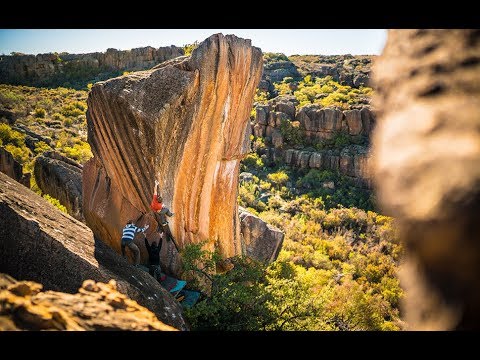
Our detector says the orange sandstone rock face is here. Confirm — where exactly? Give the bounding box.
[83,34,263,272]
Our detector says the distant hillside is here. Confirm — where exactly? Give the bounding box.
[0,46,374,91]
[260,53,375,95]
[0,46,184,89]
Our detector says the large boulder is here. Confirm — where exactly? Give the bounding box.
[372,29,480,330]
[0,273,177,331]
[83,34,263,274]
[0,171,187,330]
[238,207,284,263]
[34,151,84,222]
[0,147,30,187]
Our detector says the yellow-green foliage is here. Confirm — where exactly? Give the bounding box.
[254,89,269,104]
[183,41,199,56]
[62,141,93,163]
[267,170,289,189]
[185,203,403,330]
[43,194,67,213]
[34,107,46,118]
[274,75,373,109]
[241,152,264,172]
[0,123,31,164]
[34,141,51,154]
[0,123,25,147]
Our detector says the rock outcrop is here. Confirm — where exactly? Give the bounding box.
[284,146,371,188]
[0,273,177,331]
[83,34,263,274]
[238,207,284,263]
[251,96,375,187]
[372,29,480,330]
[260,54,374,94]
[0,147,30,187]
[289,54,374,88]
[0,171,187,330]
[0,46,184,86]
[34,151,84,221]
[253,97,375,142]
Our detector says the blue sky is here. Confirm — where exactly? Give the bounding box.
[0,29,387,56]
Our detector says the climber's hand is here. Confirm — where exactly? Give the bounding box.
[155,180,159,186]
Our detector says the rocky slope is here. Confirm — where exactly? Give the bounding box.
[0,46,184,87]
[83,34,263,274]
[260,54,374,95]
[34,151,84,221]
[0,171,187,330]
[0,147,30,187]
[289,55,373,87]
[0,273,177,330]
[372,29,480,330]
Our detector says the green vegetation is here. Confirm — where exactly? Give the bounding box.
[279,118,305,146]
[43,194,68,213]
[274,75,372,109]
[0,84,92,209]
[263,52,290,63]
[0,123,30,164]
[0,84,92,166]
[183,153,402,330]
[183,41,199,56]
[183,205,403,330]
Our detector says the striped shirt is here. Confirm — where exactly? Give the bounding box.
[121,224,147,243]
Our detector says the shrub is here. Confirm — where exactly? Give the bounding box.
[62,141,93,164]
[0,123,25,147]
[34,107,46,118]
[43,194,67,213]
[183,41,199,56]
[279,118,304,146]
[241,152,264,172]
[267,170,289,189]
[34,141,51,154]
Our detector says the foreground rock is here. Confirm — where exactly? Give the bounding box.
[239,207,284,263]
[34,151,84,221]
[83,34,263,273]
[0,147,30,187]
[0,273,177,331]
[372,29,480,330]
[0,172,187,330]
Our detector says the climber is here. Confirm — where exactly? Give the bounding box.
[144,230,164,280]
[121,220,149,266]
[151,179,174,230]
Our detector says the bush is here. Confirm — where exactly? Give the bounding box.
[183,41,199,56]
[241,152,264,172]
[0,123,25,147]
[34,141,51,154]
[34,107,46,118]
[267,170,289,189]
[43,194,67,213]
[279,118,304,146]
[61,141,93,164]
